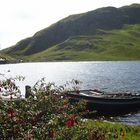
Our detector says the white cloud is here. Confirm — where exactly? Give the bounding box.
[0,0,140,49]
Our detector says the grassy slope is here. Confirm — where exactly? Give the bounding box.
[0,52,17,63]
[25,24,140,61]
[86,120,140,140]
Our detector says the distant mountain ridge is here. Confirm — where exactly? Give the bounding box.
[1,3,140,61]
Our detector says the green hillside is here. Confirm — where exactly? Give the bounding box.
[1,4,140,62]
[0,52,17,63]
[24,24,140,61]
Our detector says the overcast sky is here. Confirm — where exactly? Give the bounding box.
[0,0,140,49]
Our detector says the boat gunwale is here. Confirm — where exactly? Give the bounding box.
[67,90,140,102]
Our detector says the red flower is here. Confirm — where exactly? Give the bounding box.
[66,119,74,128]
[66,114,75,128]
[66,115,75,128]
[48,130,56,138]
[7,110,16,118]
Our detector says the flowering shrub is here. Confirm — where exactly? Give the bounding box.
[0,77,126,139]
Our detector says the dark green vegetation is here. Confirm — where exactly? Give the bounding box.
[1,4,140,62]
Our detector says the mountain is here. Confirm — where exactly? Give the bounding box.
[1,3,140,61]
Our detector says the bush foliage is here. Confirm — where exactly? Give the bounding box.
[0,77,136,139]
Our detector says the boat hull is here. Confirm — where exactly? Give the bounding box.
[67,91,140,114]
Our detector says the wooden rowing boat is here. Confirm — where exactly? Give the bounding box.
[67,90,140,114]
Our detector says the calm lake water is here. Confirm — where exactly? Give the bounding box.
[0,61,140,125]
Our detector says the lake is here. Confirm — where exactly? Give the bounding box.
[0,61,140,125]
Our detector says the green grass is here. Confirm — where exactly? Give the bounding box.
[86,120,140,140]
[24,24,140,61]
